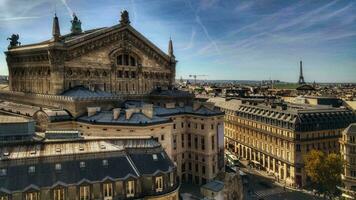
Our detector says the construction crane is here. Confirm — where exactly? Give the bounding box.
[189,74,208,85]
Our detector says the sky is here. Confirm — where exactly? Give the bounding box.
[0,0,355,83]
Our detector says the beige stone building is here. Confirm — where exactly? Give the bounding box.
[340,123,356,199]
[5,11,175,96]
[41,101,224,185]
[0,10,225,188]
[219,100,355,188]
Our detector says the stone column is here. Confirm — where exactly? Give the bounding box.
[48,48,65,95]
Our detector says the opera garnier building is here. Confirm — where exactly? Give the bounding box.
[0,10,225,199]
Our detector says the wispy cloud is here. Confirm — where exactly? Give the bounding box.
[181,27,196,50]
[184,0,220,55]
[234,1,255,12]
[59,0,73,17]
[0,16,41,21]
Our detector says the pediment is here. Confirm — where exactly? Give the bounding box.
[64,25,172,67]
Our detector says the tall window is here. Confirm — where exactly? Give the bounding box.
[0,195,8,200]
[155,176,163,192]
[170,172,174,187]
[79,186,90,200]
[201,137,205,150]
[212,135,215,150]
[103,183,113,199]
[126,180,135,197]
[181,134,185,148]
[53,188,65,200]
[188,134,191,148]
[25,191,39,200]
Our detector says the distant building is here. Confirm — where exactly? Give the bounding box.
[0,115,35,143]
[283,96,343,107]
[200,180,224,200]
[222,101,355,188]
[340,123,356,199]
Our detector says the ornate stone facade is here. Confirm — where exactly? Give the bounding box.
[5,11,176,96]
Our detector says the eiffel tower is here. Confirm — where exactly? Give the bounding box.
[298,60,306,84]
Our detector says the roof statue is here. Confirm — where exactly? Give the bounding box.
[120,10,130,25]
[71,13,82,34]
[7,34,21,48]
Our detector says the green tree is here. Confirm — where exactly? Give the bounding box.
[304,150,345,199]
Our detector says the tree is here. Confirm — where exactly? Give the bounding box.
[304,150,345,199]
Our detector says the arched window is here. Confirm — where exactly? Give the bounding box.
[117,54,138,66]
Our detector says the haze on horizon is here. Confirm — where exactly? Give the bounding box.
[0,0,355,83]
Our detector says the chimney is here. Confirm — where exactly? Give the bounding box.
[113,108,121,120]
[142,104,154,119]
[193,102,201,111]
[165,102,176,109]
[204,102,215,111]
[125,108,139,120]
[87,107,100,117]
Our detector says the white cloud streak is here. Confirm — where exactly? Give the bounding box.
[0,16,41,21]
[59,0,73,17]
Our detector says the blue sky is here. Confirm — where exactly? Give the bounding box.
[0,0,355,82]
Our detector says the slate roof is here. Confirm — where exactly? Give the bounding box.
[237,102,356,131]
[150,89,193,97]
[61,86,114,98]
[78,111,170,126]
[0,139,175,192]
[0,156,136,191]
[129,151,173,175]
[201,180,224,192]
[154,105,223,117]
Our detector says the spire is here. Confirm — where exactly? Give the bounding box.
[298,60,306,84]
[168,37,174,58]
[52,13,61,41]
[71,13,82,35]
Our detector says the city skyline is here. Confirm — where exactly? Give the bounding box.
[0,0,355,83]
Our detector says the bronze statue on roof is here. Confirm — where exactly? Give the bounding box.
[7,34,21,48]
[120,10,130,25]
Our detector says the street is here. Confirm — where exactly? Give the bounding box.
[242,167,323,200]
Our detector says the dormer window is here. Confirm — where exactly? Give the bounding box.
[0,194,9,200]
[25,191,39,200]
[28,166,35,174]
[126,180,135,197]
[55,163,62,171]
[152,154,158,161]
[102,159,108,166]
[80,161,86,168]
[0,168,7,176]
[155,176,163,192]
[79,185,90,200]
[53,187,65,200]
